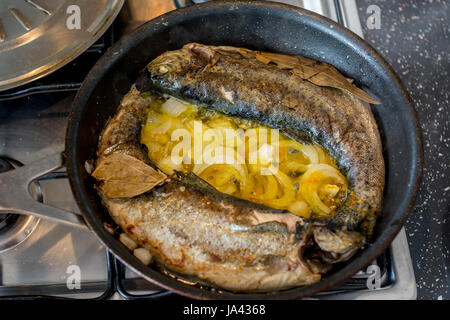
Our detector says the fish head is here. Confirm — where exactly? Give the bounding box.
[146,43,215,75]
[146,50,191,77]
[140,45,204,94]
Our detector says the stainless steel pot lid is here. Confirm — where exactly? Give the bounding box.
[0,0,124,92]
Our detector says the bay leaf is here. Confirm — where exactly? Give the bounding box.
[92,153,167,198]
[254,51,381,104]
[211,45,381,104]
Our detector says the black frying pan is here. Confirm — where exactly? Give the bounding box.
[2,1,423,299]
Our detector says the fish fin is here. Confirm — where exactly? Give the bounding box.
[174,171,220,194]
[250,212,305,233]
[184,43,220,72]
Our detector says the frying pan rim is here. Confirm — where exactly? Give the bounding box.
[66,0,423,299]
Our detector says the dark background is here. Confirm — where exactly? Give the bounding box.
[356,0,449,300]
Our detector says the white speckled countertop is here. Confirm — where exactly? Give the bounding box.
[357,0,449,300]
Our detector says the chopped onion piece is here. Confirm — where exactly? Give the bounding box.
[119,233,137,250]
[161,97,187,116]
[133,248,152,265]
[158,157,182,175]
[150,118,172,134]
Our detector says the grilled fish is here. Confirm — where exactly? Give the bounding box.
[94,43,384,292]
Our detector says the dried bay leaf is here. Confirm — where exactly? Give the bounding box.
[92,153,167,198]
[254,51,381,104]
[211,45,381,105]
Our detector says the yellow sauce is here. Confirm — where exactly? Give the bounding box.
[141,95,348,218]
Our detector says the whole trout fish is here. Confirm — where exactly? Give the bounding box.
[94,43,384,292]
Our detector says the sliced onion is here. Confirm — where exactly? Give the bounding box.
[158,156,182,175]
[299,164,347,216]
[319,184,340,197]
[280,159,309,174]
[267,166,295,208]
[262,174,278,200]
[314,145,337,167]
[278,140,319,164]
[296,145,319,164]
[288,200,311,218]
[150,118,172,134]
[198,164,235,186]
[194,162,248,189]
[215,182,237,195]
[140,94,348,217]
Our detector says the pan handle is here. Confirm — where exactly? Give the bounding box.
[0,151,88,230]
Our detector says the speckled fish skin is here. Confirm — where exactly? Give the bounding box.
[141,43,385,236]
[103,180,323,291]
[96,86,363,292]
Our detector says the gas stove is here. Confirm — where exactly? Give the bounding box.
[0,0,416,300]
